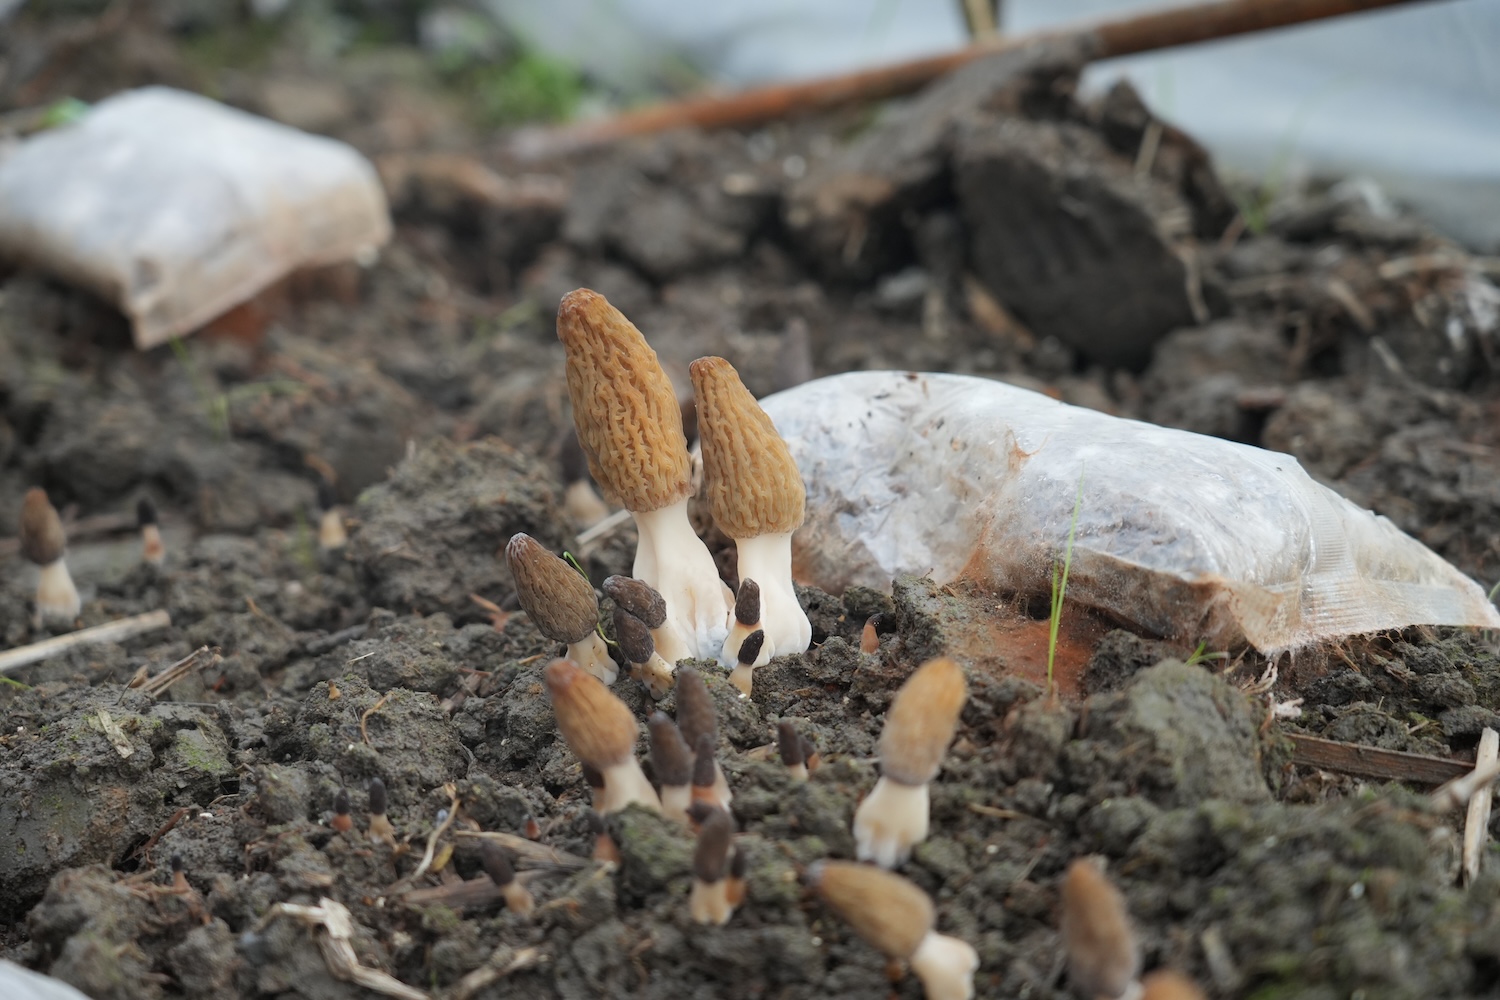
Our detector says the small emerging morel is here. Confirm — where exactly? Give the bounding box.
[809,860,978,1000]
[137,496,165,567]
[778,720,808,782]
[1141,970,1207,1000]
[604,574,692,665]
[648,711,694,824]
[170,854,190,894]
[690,356,811,665]
[726,579,770,670]
[860,613,885,654]
[725,845,748,908]
[1060,857,1140,1000]
[331,788,353,833]
[367,777,396,849]
[559,289,731,660]
[689,807,736,926]
[854,656,967,868]
[481,842,534,916]
[691,732,719,807]
[587,810,621,864]
[508,533,616,685]
[676,667,732,810]
[728,629,766,698]
[316,480,347,551]
[544,658,659,814]
[613,605,674,699]
[20,487,80,628]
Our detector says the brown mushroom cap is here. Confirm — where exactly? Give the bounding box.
[777,720,804,767]
[674,667,717,750]
[880,657,968,786]
[810,861,934,960]
[1061,858,1140,999]
[692,807,733,883]
[612,607,656,665]
[543,659,640,770]
[506,533,599,644]
[19,488,66,566]
[733,578,761,626]
[557,289,692,513]
[648,712,693,786]
[689,356,806,539]
[603,575,668,630]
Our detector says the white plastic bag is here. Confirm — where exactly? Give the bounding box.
[761,371,1500,652]
[0,87,391,348]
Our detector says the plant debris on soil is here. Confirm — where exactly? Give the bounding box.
[3,6,1500,1000]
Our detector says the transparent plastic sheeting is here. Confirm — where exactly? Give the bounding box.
[0,960,91,1000]
[760,372,1500,652]
[0,87,391,349]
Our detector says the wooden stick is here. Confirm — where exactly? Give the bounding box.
[0,609,172,675]
[510,0,1439,159]
[1288,733,1471,786]
[1461,728,1499,886]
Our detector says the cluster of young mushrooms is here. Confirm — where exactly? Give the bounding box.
[9,286,1203,1000]
[501,289,1203,1000]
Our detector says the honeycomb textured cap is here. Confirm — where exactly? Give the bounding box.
[690,356,805,538]
[648,712,693,786]
[544,659,640,769]
[603,575,667,629]
[612,606,656,664]
[880,657,968,786]
[557,289,692,512]
[810,861,934,959]
[506,533,599,643]
[19,487,66,566]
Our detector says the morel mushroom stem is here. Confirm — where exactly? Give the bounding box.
[725,578,769,670]
[630,500,733,661]
[20,488,79,628]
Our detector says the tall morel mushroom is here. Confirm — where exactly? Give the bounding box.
[689,356,811,664]
[809,860,978,1000]
[557,289,731,660]
[507,533,616,684]
[1060,857,1141,1000]
[544,658,659,814]
[20,487,80,628]
[854,656,967,868]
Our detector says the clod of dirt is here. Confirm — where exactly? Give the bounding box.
[350,436,565,619]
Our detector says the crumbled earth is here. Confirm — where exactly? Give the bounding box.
[3,6,1500,1000]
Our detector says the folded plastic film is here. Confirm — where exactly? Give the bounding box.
[761,371,1500,651]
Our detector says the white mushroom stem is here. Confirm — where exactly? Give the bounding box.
[729,664,756,697]
[567,632,618,686]
[651,622,694,666]
[853,776,930,869]
[631,500,732,660]
[632,652,675,700]
[690,878,733,925]
[318,508,347,550]
[725,532,808,665]
[563,479,611,528]
[909,930,980,1000]
[660,784,692,825]
[600,759,661,814]
[35,559,81,627]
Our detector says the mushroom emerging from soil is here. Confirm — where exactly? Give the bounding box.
[690,732,719,807]
[675,667,732,809]
[560,430,611,529]
[809,860,978,1000]
[480,843,535,916]
[689,356,811,665]
[648,711,694,824]
[558,289,731,660]
[860,613,884,654]
[1140,970,1206,1000]
[726,579,771,669]
[854,656,967,868]
[612,606,675,698]
[367,777,396,849]
[137,496,165,567]
[603,574,693,666]
[587,810,621,863]
[728,628,766,697]
[316,480,347,551]
[543,658,659,813]
[778,720,808,782]
[689,806,736,925]
[331,788,353,833]
[507,533,616,685]
[170,854,190,894]
[19,487,80,628]
[1060,857,1141,1000]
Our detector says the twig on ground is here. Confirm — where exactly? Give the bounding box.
[1288,734,1472,786]
[0,610,173,675]
[451,945,546,1000]
[452,830,591,871]
[129,646,219,701]
[1461,728,1499,886]
[575,508,632,549]
[1430,756,1500,814]
[256,898,428,1000]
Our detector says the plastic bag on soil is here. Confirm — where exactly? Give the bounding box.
[0,87,391,349]
[760,371,1500,651]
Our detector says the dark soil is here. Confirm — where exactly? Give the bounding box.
[3,7,1500,1000]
